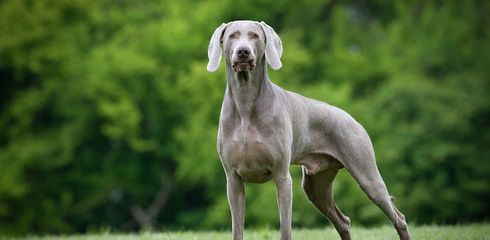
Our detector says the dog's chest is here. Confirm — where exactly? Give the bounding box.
[220,123,281,183]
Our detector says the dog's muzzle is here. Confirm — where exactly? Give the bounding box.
[233,59,255,72]
[232,46,255,72]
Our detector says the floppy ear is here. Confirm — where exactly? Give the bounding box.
[259,21,283,70]
[207,23,227,72]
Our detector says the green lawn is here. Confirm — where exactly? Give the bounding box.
[5,224,490,240]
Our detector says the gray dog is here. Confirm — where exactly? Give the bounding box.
[207,20,410,240]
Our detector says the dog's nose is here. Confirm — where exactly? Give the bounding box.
[236,46,251,59]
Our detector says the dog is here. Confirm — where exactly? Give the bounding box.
[207,20,410,240]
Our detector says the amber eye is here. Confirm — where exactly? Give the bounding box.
[249,32,259,39]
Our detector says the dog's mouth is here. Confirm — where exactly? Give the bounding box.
[232,60,255,72]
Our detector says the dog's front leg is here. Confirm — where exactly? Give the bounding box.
[275,173,292,240]
[226,173,245,240]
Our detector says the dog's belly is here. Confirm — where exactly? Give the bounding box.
[223,129,275,183]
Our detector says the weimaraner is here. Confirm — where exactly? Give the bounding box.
[207,20,410,240]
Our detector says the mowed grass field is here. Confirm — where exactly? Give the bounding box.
[5,224,490,240]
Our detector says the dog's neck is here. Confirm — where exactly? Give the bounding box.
[225,58,271,127]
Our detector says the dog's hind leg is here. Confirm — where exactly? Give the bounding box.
[348,164,410,240]
[338,142,411,240]
[302,166,352,240]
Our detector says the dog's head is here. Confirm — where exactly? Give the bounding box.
[207,20,282,72]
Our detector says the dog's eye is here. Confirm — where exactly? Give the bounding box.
[229,32,239,39]
[249,33,259,39]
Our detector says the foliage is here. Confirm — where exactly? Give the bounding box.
[0,0,489,234]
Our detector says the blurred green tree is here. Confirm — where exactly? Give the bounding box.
[0,0,488,235]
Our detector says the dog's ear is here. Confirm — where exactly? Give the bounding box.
[260,21,282,70]
[207,23,227,72]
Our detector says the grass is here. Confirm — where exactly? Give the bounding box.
[4,224,490,240]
